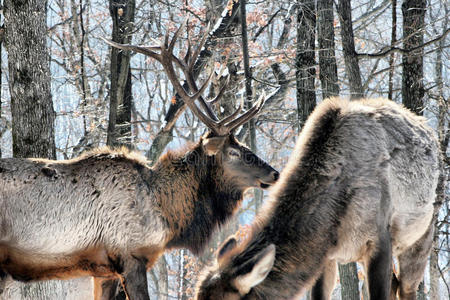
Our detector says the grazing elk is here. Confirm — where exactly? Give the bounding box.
[195,97,441,300]
[0,25,279,300]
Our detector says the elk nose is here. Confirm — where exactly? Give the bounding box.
[271,171,280,182]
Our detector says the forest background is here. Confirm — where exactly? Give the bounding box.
[0,0,448,299]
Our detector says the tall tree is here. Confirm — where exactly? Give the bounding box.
[337,0,363,99]
[388,0,397,100]
[3,0,59,298]
[0,11,2,159]
[240,0,264,210]
[430,5,449,299]
[401,0,426,115]
[4,0,56,159]
[401,2,427,294]
[317,0,339,99]
[296,0,316,129]
[107,0,135,147]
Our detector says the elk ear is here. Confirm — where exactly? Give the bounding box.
[217,236,238,262]
[202,137,226,156]
[233,244,276,295]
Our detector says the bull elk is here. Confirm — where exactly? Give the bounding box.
[195,97,441,300]
[0,24,279,300]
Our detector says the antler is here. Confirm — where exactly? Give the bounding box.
[102,21,265,136]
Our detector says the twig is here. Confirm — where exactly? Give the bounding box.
[358,28,450,58]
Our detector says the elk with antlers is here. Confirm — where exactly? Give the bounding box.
[0,24,278,300]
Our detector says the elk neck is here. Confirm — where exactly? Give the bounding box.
[150,143,244,255]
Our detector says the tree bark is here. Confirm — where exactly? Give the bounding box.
[430,8,448,295]
[0,10,2,159]
[317,0,339,100]
[107,0,135,147]
[429,237,440,300]
[338,262,360,300]
[388,0,397,100]
[401,0,426,115]
[157,256,169,300]
[296,0,316,130]
[337,0,364,99]
[240,0,263,209]
[401,1,428,292]
[4,0,56,160]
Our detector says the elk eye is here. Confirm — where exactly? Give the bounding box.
[228,149,240,157]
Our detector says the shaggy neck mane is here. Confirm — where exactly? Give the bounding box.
[230,99,354,299]
[153,143,244,255]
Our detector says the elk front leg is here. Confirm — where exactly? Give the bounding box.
[118,256,149,300]
[364,229,393,300]
[93,277,121,300]
[0,268,7,295]
[390,272,399,300]
[311,259,337,300]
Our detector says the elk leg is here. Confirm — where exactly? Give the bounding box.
[118,256,149,300]
[390,272,399,300]
[0,268,7,295]
[311,259,337,300]
[365,229,393,300]
[397,222,434,300]
[93,277,121,300]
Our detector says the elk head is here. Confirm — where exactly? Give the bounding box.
[103,22,279,189]
[195,236,276,300]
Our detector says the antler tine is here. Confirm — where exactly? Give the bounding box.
[158,51,221,133]
[185,69,214,104]
[179,30,219,121]
[184,38,192,65]
[224,92,266,132]
[188,25,210,72]
[217,94,244,126]
[207,75,230,105]
[101,37,162,62]
[167,19,187,52]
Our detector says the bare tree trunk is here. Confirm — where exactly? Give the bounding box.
[0,10,2,159]
[180,249,189,300]
[157,256,169,300]
[107,0,135,147]
[337,0,363,99]
[401,3,428,294]
[3,0,62,298]
[317,0,339,100]
[429,235,440,300]
[4,0,56,160]
[296,0,316,130]
[240,0,263,210]
[338,262,360,300]
[401,0,426,115]
[430,6,448,295]
[388,0,397,100]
